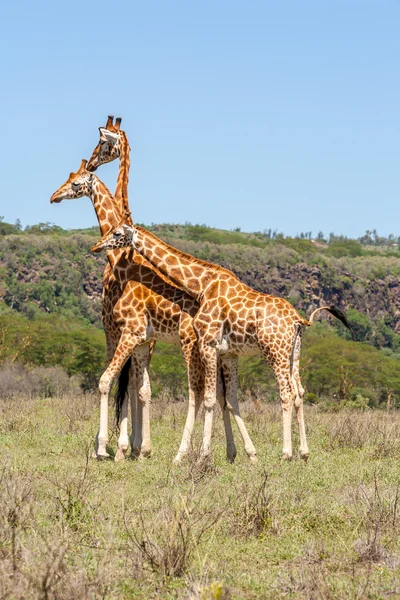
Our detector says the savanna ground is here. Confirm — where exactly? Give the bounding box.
[1,393,399,599]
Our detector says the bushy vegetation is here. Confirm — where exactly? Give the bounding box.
[2,218,400,405]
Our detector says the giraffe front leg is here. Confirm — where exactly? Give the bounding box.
[199,344,218,460]
[174,337,204,464]
[96,373,111,459]
[174,388,203,464]
[221,357,257,463]
[115,391,130,462]
[133,344,152,459]
[93,328,117,459]
[98,332,141,460]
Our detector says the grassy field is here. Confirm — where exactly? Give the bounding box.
[0,394,399,599]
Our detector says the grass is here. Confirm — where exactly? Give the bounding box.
[0,393,399,599]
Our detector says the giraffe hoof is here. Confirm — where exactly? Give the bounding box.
[114,449,126,462]
[96,452,111,461]
[249,454,258,464]
[300,451,310,462]
[282,452,293,461]
[173,454,184,465]
[130,446,141,459]
[139,448,152,460]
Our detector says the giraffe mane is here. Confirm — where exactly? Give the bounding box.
[135,226,234,278]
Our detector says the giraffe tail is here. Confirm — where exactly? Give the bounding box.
[290,323,302,377]
[308,305,354,337]
[220,366,227,409]
[114,357,131,425]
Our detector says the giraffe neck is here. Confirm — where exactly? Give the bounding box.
[133,225,226,301]
[90,178,125,269]
[114,132,133,226]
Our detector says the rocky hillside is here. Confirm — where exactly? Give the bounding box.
[2,220,400,404]
[2,222,400,347]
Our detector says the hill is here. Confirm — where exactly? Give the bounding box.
[1,219,400,406]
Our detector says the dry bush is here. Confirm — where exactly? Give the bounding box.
[0,395,33,434]
[46,449,96,532]
[179,446,219,485]
[0,362,82,400]
[56,392,98,434]
[322,410,400,455]
[123,487,224,582]
[353,473,400,564]
[0,467,33,578]
[230,471,280,537]
[0,464,113,599]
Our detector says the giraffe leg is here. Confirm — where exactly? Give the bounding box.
[221,357,257,463]
[115,392,129,462]
[291,334,309,460]
[96,331,142,459]
[174,336,204,463]
[199,344,218,460]
[93,328,117,459]
[174,387,203,463]
[273,362,296,460]
[133,344,152,459]
[217,366,237,463]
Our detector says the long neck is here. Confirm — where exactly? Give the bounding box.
[90,178,125,269]
[133,226,223,301]
[114,132,133,226]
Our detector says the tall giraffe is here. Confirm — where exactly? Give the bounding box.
[87,120,244,463]
[92,223,352,460]
[50,159,238,463]
[87,116,139,460]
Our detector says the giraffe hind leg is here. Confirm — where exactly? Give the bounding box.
[291,333,309,460]
[222,357,257,463]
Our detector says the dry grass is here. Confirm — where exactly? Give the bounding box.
[0,392,399,598]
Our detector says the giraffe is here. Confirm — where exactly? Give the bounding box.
[86,116,140,460]
[50,159,238,464]
[92,222,352,461]
[87,120,245,463]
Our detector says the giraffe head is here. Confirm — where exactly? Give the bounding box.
[91,223,138,253]
[50,159,94,203]
[87,115,124,172]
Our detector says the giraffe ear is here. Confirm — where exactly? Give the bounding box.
[121,223,133,234]
[99,127,119,143]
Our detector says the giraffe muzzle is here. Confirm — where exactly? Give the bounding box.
[91,240,105,253]
[50,191,63,204]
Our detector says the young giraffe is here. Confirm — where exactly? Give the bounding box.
[50,159,238,464]
[92,223,352,461]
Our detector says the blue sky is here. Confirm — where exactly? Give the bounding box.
[0,0,398,238]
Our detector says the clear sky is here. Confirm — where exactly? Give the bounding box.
[0,0,399,238]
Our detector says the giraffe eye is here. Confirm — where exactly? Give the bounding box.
[72,181,80,189]
[114,231,122,238]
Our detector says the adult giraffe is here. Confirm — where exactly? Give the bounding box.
[92,222,352,461]
[50,157,239,464]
